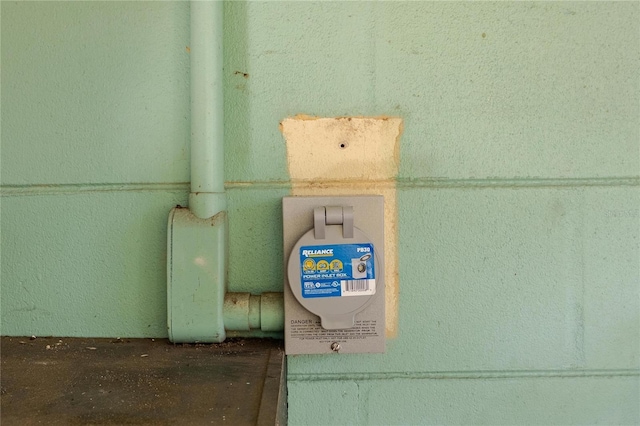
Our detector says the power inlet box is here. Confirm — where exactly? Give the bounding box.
[283,196,385,355]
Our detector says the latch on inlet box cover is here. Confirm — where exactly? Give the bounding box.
[283,196,385,355]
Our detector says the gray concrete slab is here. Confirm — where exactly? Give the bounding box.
[1,337,286,425]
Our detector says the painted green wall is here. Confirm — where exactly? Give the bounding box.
[2,1,190,337]
[2,1,638,424]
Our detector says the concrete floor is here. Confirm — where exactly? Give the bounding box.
[1,337,286,425]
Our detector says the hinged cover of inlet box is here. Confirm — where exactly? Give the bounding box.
[283,196,385,355]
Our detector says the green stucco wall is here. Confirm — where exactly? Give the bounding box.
[2,1,639,424]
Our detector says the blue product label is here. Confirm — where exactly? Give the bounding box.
[299,243,376,298]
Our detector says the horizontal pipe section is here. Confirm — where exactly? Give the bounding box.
[223,292,284,332]
[259,292,285,332]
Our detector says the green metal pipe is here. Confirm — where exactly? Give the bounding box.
[189,0,225,219]
[223,292,284,332]
[171,2,283,343]
[167,2,227,344]
[248,295,261,329]
[260,292,285,332]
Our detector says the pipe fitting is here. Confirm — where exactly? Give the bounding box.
[223,292,284,332]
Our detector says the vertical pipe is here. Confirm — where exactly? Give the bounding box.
[189,0,226,219]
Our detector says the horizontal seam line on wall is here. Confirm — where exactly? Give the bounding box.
[2,176,638,196]
[222,177,640,189]
[0,182,191,197]
[397,177,640,188]
[287,369,640,382]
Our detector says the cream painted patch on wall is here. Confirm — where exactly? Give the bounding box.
[281,115,403,337]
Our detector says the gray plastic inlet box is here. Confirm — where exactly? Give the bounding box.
[283,195,385,355]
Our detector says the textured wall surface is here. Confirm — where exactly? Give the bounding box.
[2,1,639,424]
[1,1,190,337]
